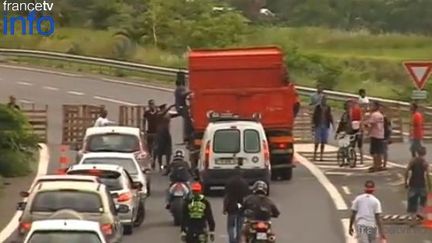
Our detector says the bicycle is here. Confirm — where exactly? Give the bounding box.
[336,132,358,167]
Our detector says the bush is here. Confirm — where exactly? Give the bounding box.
[0,105,40,177]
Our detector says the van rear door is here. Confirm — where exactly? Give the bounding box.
[211,128,241,169]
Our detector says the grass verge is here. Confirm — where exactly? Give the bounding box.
[2,26,432,102]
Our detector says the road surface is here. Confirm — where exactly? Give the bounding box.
[0,66,346,243]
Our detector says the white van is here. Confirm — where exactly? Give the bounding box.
[198,117,271,194]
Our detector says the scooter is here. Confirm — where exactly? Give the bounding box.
[168,182,190,226]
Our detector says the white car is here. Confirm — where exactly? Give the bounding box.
[19,175,100,198]
[66,164,144,234]
[198,116,271,194]
[23,219,106,243]
[76,126,150,168]
[78,152,150,197]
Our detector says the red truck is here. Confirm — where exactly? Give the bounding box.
[187,46,299,180]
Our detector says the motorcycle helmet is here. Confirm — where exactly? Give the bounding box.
[173,149,185,161]
[252,180,268,195]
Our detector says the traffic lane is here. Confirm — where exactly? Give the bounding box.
[327,167,432,243]
[124,165,345,243]
[0,67,174,106]
[4,164,346,243]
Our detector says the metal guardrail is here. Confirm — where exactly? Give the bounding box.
[1,48,431,112]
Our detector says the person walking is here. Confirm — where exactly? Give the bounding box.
[349,180,386,243]
[309,83,324,107]
[312,96,334,161]
[223,168,250,243]
[6,96,20,110]
[380,106,392,169]
[404,146,431,225]
[365,101,385,172]
[410,103,424,158]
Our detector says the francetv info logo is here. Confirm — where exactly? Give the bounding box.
[2,0,55,36]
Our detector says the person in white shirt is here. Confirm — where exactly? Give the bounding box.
[94,109,115,127]
[349,180,386,243]
[358,89,370,111]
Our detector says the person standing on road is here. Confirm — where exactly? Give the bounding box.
[312,95,334,161]
[358,89,370,111]
[349,180,386,243]
[94,109,115,127]
[310,83,324,107]
[365,101,385,172]
[181,182,215,243]
[154,104,176,173]
[410,103,424,158]
[6,95,20,110]
[223,168,250,243]
[143,99,160,164]
[380,106,392,169]
[404,146,431,224]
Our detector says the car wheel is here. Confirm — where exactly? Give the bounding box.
[123,224,133,235]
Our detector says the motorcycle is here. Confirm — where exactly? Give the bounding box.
[246,220,276,243]
[168,182,190,225]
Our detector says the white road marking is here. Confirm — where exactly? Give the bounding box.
[67,91,84,96]
[342,186,351,195]
[43,86,59,91]
[341,218,357,243]
[93,96,137,106]
[19,99,33,104]
[17,81,32,86]
[324,171,353,176]
[0,64,82,77]
[295,152,348,210]
[101,78,173,92]
[0,144,49,241]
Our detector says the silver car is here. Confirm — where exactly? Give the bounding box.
[66,164,142,235]
[79,152,149,203]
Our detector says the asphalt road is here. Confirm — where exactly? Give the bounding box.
[0,66,346,243]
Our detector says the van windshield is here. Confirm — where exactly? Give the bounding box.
[86,134,139,153]
[213,129,240,153]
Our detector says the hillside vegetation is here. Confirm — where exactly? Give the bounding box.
[2,0,432,102]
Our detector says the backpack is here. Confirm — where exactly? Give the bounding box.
[384,116,392,140]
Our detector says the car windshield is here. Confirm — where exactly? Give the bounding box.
[28,231,102,243]
[67,170,124,191]
[31,191,103,213]
[213,129,240,153]
[86,134,139,153]
[82,158,138,175]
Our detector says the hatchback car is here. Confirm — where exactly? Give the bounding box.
[66,164,144,233]
[19,175,100,198]
[17,181,126,242]
[198,118,271,194]
[23,219,106,243]
[78,152,150,197]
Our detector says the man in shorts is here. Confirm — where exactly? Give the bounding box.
[366,101,385,172]
[404,146,431,225]
[349,180,386,243]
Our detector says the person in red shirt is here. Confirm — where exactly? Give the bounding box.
[410,103,424,158]
[350,99,364,164]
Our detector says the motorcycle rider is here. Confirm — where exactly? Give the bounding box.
[165,149,195,209]
[181,182,215,243]
[240,181,280,242]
